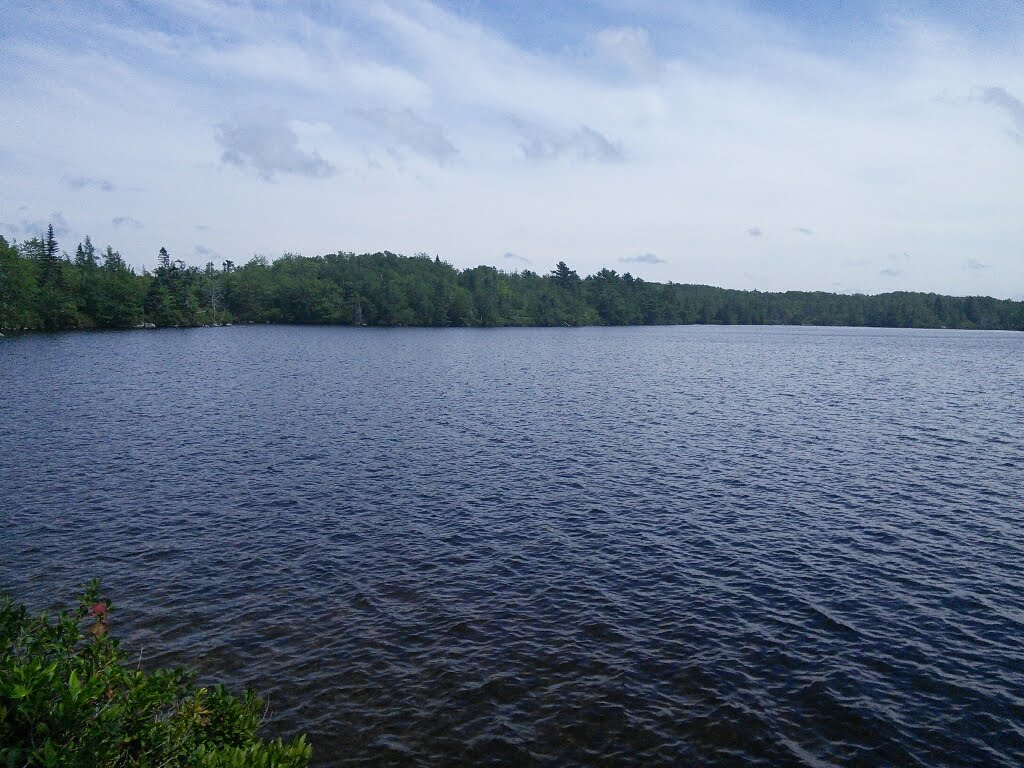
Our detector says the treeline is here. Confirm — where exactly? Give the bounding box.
[2,227,1022,331]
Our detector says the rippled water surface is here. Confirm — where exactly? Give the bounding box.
[2,325,1023,766]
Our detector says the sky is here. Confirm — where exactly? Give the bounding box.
[1,0,1022,298]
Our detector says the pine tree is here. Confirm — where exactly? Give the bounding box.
[41,224,62,285]
[205,261,222,317]
[102,246,125,271]
[44,224,58,262]
[551,261,580,289]
[83,235,97,268]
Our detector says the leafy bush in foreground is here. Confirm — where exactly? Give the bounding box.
[0,582,310,767]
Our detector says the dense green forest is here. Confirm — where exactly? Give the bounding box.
[2,226,1022,332]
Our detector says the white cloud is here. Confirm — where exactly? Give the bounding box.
[2,211,71,241]
[581,27,658,78]
[66,176,116,192]
[979,86,1024,141]
[0,1,1021,297]
[217,110,336,180]
[352,108,458,163]
[621,253,665,264]
[518,122,625,163]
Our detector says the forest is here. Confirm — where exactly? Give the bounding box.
[2,226,1022,332]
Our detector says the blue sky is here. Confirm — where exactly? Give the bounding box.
[1,1,1022,297]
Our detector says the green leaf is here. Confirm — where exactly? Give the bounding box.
[0,583,311,767]
[42,739,58,768]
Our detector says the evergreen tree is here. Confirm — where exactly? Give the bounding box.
[2,223,1023,332]
[552,261,580,289]
[44,224,58,262]
[36,225,63,287]
[73,235,98,269]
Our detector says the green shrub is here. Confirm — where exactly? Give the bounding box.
[0,581,311,767]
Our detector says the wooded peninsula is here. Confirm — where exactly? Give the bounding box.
[2,227,1022,332]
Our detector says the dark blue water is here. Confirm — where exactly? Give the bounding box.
[2,325,1023,766]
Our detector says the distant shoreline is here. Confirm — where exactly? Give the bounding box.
[3,234,1022,333]
[3,320,1022,337]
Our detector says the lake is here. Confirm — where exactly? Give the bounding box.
[1,325,1022,766]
